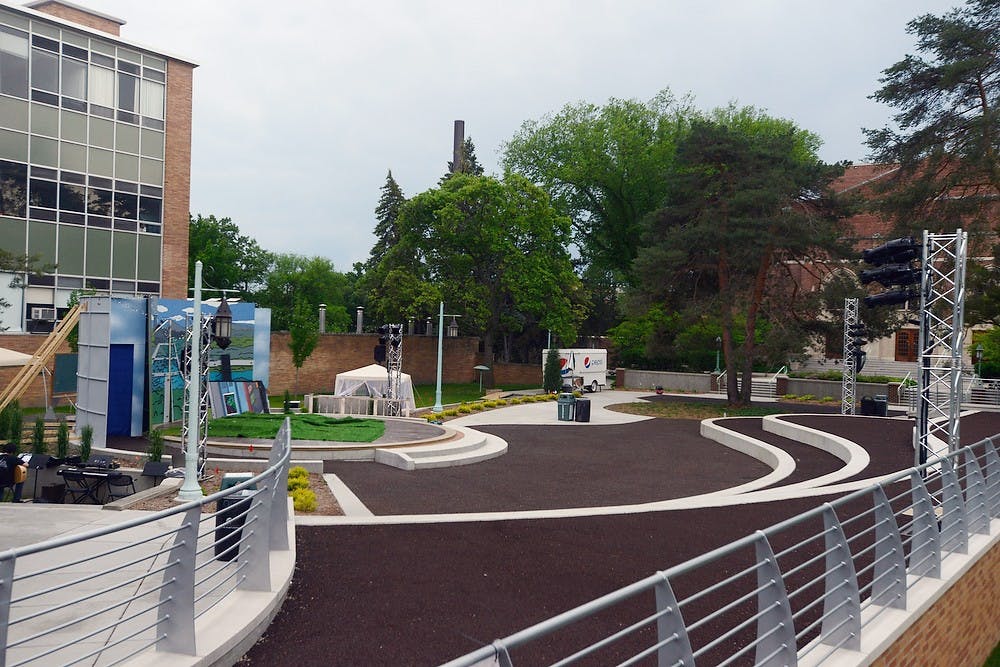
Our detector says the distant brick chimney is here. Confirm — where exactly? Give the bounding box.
[24,0,126,36]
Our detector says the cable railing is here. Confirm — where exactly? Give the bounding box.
[440,435,1000,667]
[0,418,292,667]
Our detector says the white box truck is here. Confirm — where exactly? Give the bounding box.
[543,348,608,392]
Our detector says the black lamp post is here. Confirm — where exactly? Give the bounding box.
[212,296,233,381]
[975,343,984,379]
[715,336,722,373]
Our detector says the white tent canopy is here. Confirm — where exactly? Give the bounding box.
[333,364,415,411]
[0,347,33,367]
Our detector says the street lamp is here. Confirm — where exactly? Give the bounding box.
[178,261,205,501]
[714,336,722,373]
[975,343,984,379]
[474,365,490,394]
[212,295,233,382]
[432,302,461,412]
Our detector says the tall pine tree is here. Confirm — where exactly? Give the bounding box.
[366,170,406,271]
[443,137,485,181]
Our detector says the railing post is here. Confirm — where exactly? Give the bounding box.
[939,457,968,555]
[820,505,860,651]
[962,447,989,535]
[909,471,941,578]
[753,533,797,667]
[871,486,906,609]
[654,572,694,667]
[984,438,1000,518]
[156,507,200,655]
[0,550,15,667]
[240,489,273,592]
[268,422,290,551]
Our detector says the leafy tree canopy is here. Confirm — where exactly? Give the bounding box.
[864,0,1000,235]
[444,136,485,180]
[257,254,351,331]
[630,106,847,404]
[188,214,273,300]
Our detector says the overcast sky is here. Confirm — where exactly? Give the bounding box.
[68,0,959,272]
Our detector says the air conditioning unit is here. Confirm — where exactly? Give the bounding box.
[30,307,56,321]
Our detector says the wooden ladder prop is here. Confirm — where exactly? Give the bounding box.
[0,303,83,413]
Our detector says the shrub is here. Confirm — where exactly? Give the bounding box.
[820,396,837,403]
[283,390,292,414]
[288,466,309,479]
[147,428,164,462]
[443,409,459,417]
[782,394,798,400]
[8,403,22,447]
[495,399,508,406]
[0,401,14,440]
[288,476,309,491]
[31,417,46,455]
[543,348,562,393]
[57,419,70,459]
[80,424,93,462]
[291,487,317,512]
[458,405,472,414]
[799,394,816,401]
[483,400,497,409]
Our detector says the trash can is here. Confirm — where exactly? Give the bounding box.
[873,395,888,417]
[219,472,255,492]
[215,490,254,561]
[860,395,876,416]
[574,397,591,423]
[557,393,576,421]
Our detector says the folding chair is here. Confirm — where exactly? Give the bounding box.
[107,474,136,501]
[61,470,96,504]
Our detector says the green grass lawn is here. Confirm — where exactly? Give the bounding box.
[609,401,793,420]
[164,413,384,442]
[411,383,538,408]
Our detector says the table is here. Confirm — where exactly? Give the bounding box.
[57,467,122,504]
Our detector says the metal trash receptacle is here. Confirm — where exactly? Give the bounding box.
[215,490,254,561]
[220,472,256,491]
[860,395,876,416]
[873,395,888,417]
[557,393,576,421]
[574,398,591,422]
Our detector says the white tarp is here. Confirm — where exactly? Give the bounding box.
[333,363,416,411]
[0,347,32,367]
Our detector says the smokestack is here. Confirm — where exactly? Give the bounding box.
[356,306,364,334]
[452,120,465,174]
[318,303,326,333]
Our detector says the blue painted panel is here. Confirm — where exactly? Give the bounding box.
[107,344,134,436]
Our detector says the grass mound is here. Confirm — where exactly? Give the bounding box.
[206,413,385,442]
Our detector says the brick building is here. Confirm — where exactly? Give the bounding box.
[0,0,194,332]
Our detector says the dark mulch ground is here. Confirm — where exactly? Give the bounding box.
[236,409,1000,667]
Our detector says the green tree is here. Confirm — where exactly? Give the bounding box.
[445,136,486,178]
[502,90,695,297]
[370,173,583,366]
[365,170,406,272]
[632,108,846,405]
[257,254,351,331]
[864,0,1000,235]
[0,249,52,331]
[288,298,320,393]
[543,348,563,393]
[187,214,273,300]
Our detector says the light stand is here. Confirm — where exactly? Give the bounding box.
[212,295,233,382]
[178,261,205,501]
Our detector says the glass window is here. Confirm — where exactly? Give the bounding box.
[139,129,163,159]
[112,231,136,279]
[31,48,58,92]
[115,153,138,181]
[0,129,28,163]
[27,220,56,265]
[87,187,111,216]
[58,182,86,211]
[0,26,29,98]
[0,160,27,217]
[61,56,86,99]
[88,64,114,107]
[0,217,26,254]
[29,177,57,208]
[60,110,87,142]
[117,72,136,111]
[89,117,114,148]
[29,135,58,167]
[85,228,111,275]
[139,79,163,120]
[138,196,161,223]
[60,142,87,172]
[139,157,162,186]
[136,235,160,280]
[88,147,113,176]
[113,191,137,219]
[62,44,87,60]
[30,102,58,137]
[115,123,139,153]
[0,96,28,130]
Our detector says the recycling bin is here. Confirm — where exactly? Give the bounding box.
[214,490,254,561]
[557,393,576,421]
[574,398,591,423]
[873,395,888,417]
[220,472,256,491]
[860,395,876,416]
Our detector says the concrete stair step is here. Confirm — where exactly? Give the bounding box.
[373,429,507,471]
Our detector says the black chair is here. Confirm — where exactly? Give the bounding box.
[107,474,136,501]
[141,461,170,486]
[61,470,95,504]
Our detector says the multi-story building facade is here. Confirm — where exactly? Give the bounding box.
[0,0,193,332]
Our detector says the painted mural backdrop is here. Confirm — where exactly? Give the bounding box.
[150,299,264,425]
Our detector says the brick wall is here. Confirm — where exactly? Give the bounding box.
[493,361,541,386]
[267,333,482,394]
[0,334,71,408]
[30,1,123,35]
[871,542,1000,667]
[161,59,194,299]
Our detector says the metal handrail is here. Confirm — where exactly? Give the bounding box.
[440,434,1000,667]
[0,418,293,667]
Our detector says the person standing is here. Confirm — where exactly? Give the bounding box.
[0,442,25,502]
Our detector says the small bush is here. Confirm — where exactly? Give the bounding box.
[782,394,798,400]
[443,409,459,417]
[495,399,508,406]
[80,424,93,462]
[8,403,22,447]
[147,428,164,462]
[457,405,472,414]
[288,465,309,478]
[283,389,292,414]
[291,487,317,512]
[483,400,497,409]
[57,419,70,459]
[31,417,46,455]
[799,394,816,401]
[820,396,837,403]
[288,476,309,491]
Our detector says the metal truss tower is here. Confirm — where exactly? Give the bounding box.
[385,323,404,417]
[181,316,212,477]
[915,229,968,465]
[841,298,860,415]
